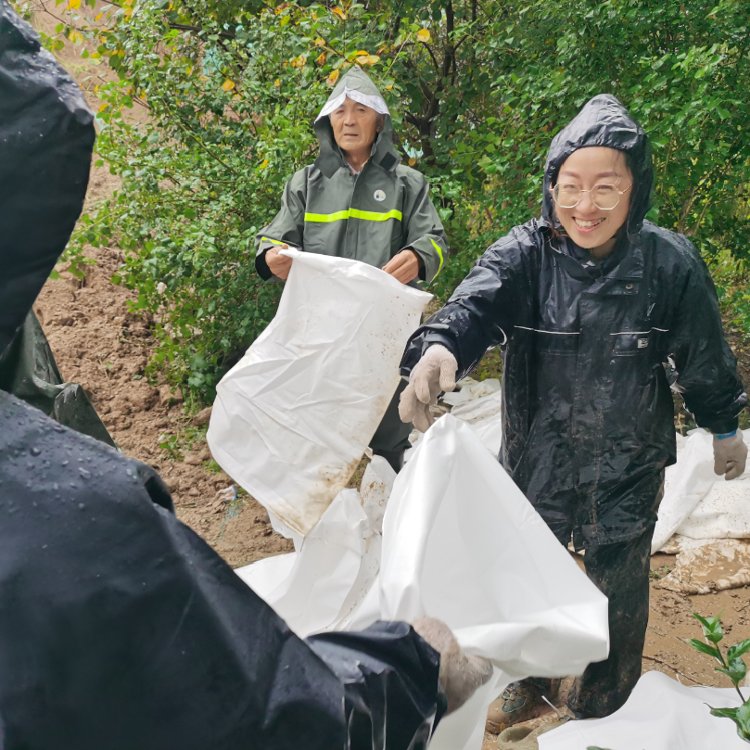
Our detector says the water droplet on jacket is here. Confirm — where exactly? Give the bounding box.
[30,446,41,456]
[79,467,91,480]
[78,502,86,510]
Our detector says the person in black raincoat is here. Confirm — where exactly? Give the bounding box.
[399,94,748,731]
[0,5,490,749]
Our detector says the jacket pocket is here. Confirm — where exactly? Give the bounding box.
[610,330,653,357]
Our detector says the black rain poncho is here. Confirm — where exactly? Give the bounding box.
[401,94,747,550]
[0,0,112,445]
[0,5,443,748]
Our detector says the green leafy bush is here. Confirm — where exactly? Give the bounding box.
[709,251,750,339]
[690,613,750,743]
[28,0,750,402]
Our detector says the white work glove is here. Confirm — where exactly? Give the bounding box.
[713,431,748,480]
[398,344,458,432]
[412,617,493,715]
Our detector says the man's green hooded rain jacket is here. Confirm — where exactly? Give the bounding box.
[255,67,448,283]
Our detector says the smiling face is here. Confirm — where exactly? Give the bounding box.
[553,146,632,257]
[329,97,381,165]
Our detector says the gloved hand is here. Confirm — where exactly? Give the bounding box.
[713,431,748,480]
[398,344,458,432]
[412,616,493,714]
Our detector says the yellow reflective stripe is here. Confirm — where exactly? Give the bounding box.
[429,238,445,280]
[260,236,288,246]
[304,210,351,223]
[349,208,402,222]
[304,208,403,223]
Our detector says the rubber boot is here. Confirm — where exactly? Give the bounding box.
[486,678,560,734]
[373,449,404,473]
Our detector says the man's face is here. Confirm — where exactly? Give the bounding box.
[553,146,632,257]
[329,97,380,157]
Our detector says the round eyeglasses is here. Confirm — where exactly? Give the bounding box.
[550,183,631,211]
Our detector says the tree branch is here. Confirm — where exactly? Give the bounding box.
[641,655,702,686]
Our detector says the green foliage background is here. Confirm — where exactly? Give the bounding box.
[21,0,750,403]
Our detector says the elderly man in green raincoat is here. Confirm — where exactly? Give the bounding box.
[255,66,448,472]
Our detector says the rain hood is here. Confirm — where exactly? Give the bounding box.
[313,66,400,178]
[316,65,389,120]
[0,2,94,358]
[541,94,653,239]
[0,5,115,446]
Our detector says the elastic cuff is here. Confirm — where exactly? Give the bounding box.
[703,416,740,435]
[409,248,426,280]
[714,430,737,440]
[254,249,274,281]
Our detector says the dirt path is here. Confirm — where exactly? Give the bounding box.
[27,0,290,569]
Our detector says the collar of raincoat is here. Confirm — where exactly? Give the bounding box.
[540,93,654,242]
[0,4,94,360]
[313,66,401,178]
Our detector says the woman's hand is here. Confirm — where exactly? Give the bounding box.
[382,248,420,284]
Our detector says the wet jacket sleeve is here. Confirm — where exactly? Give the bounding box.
[400,173,448,284]
[255,169,308,280]
[669,241,747,433]
[401,229,527,376]
[307,622,444,750]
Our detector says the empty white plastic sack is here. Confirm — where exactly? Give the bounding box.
[237,415,609,750]
[652,427,750,552]
[236,455,395,635]
[539,670,748,749]
[380,415,609,750]
[207,249,432,535]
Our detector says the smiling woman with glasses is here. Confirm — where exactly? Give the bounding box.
[399,93,748,737]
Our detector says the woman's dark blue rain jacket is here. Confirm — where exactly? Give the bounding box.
[401,94,747,550]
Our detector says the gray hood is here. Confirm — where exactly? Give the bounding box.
[313,66,400,177]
